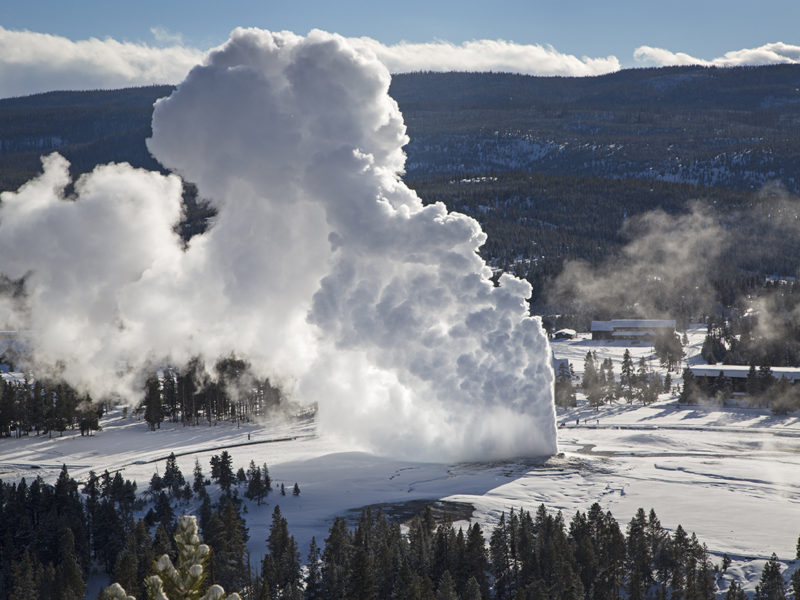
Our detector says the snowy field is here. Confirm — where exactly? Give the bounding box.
[0,329,798,594]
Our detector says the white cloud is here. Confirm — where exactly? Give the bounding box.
[0,26,205,98]
[354,37,621,76]
[0,26,623,99]
[150,26,186,47]
[634,42,800,67]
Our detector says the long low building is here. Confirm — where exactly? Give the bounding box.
[591,319,676,341]
[688,364,800,392]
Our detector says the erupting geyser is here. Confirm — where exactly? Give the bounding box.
[0,28,557,461]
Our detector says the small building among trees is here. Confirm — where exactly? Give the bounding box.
[552,328,576,340]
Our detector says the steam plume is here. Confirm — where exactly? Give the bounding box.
[0,28,557,461]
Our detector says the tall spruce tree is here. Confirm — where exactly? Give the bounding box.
[758,553,786,600]
[143,373,163,431]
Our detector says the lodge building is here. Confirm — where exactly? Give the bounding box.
[590,319,676,342]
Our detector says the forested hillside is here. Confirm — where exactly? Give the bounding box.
[392,66,800,191]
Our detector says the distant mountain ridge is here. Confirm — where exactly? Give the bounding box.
[1,66,799,193]
[391,66,800,191]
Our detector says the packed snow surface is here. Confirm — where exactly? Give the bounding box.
[1,380,797,596]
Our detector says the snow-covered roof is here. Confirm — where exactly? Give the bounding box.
[591,319,675,331]
[689,365,800,381]
[553,328,576,337]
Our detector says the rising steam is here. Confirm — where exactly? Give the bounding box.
[0,28,557,461]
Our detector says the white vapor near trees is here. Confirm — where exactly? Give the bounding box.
[0,28,557,461]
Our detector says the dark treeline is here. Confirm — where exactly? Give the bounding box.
[409,172,757,310]
[0,376,101,438]
[140,356,287,431]
[0,452,267,600]
[680,366,800,416]
[3,462,799,600]
[410,171,800,330]
[0,354,289,438]
[700,282,800,368]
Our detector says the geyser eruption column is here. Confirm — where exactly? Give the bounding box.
[1,28,558,460]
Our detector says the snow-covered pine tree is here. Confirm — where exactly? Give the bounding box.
[103,515,240,600]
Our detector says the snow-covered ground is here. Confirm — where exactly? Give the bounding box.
[1,327,798,595]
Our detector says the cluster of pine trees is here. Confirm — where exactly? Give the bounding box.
[0,447,291,600]
[701,290,800,369]
[0,354,289,439]
[139,358,286,431]
[0,376,101,438]
[680,365,800,414]
[3,460,799,600]
[560,350,672,410]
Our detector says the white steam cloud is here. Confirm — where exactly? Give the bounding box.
[634,42,800,68]
[0,28,557,461]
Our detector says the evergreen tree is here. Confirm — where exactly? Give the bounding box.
[322,517,352,600]
[210,451,234,492]
[143,373,163,431]
[56,527,85,600]
[758,553,786,600]
[9,551,38,600]
[490,513,512,600]
[436,571,458,600]
[193,458,206,495]
[726,581,747,600]
[621,349,635,402]
[104,514,241,600]
[153,525,174,562]
[112,528,142,599]
[163,453,186,496]
[464,523,490,599]
[236,468,247,484]
[206,500,248,594]
[262,506,301,598]
[582,352,602,406]
[462,576,482,600]
[162,368,179,423]
[304,537,323,600]
[745,364,760,397]
[555,362,577,408]
[245,460,266,505]
[790,566,800,600]
[679,368,698,404]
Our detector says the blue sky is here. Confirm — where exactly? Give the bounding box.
[1,0,799,97]
[2,0,799,68]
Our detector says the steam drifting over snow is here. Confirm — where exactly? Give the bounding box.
[0,28,557,461]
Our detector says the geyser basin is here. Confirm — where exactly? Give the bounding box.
[0,28,557,461]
